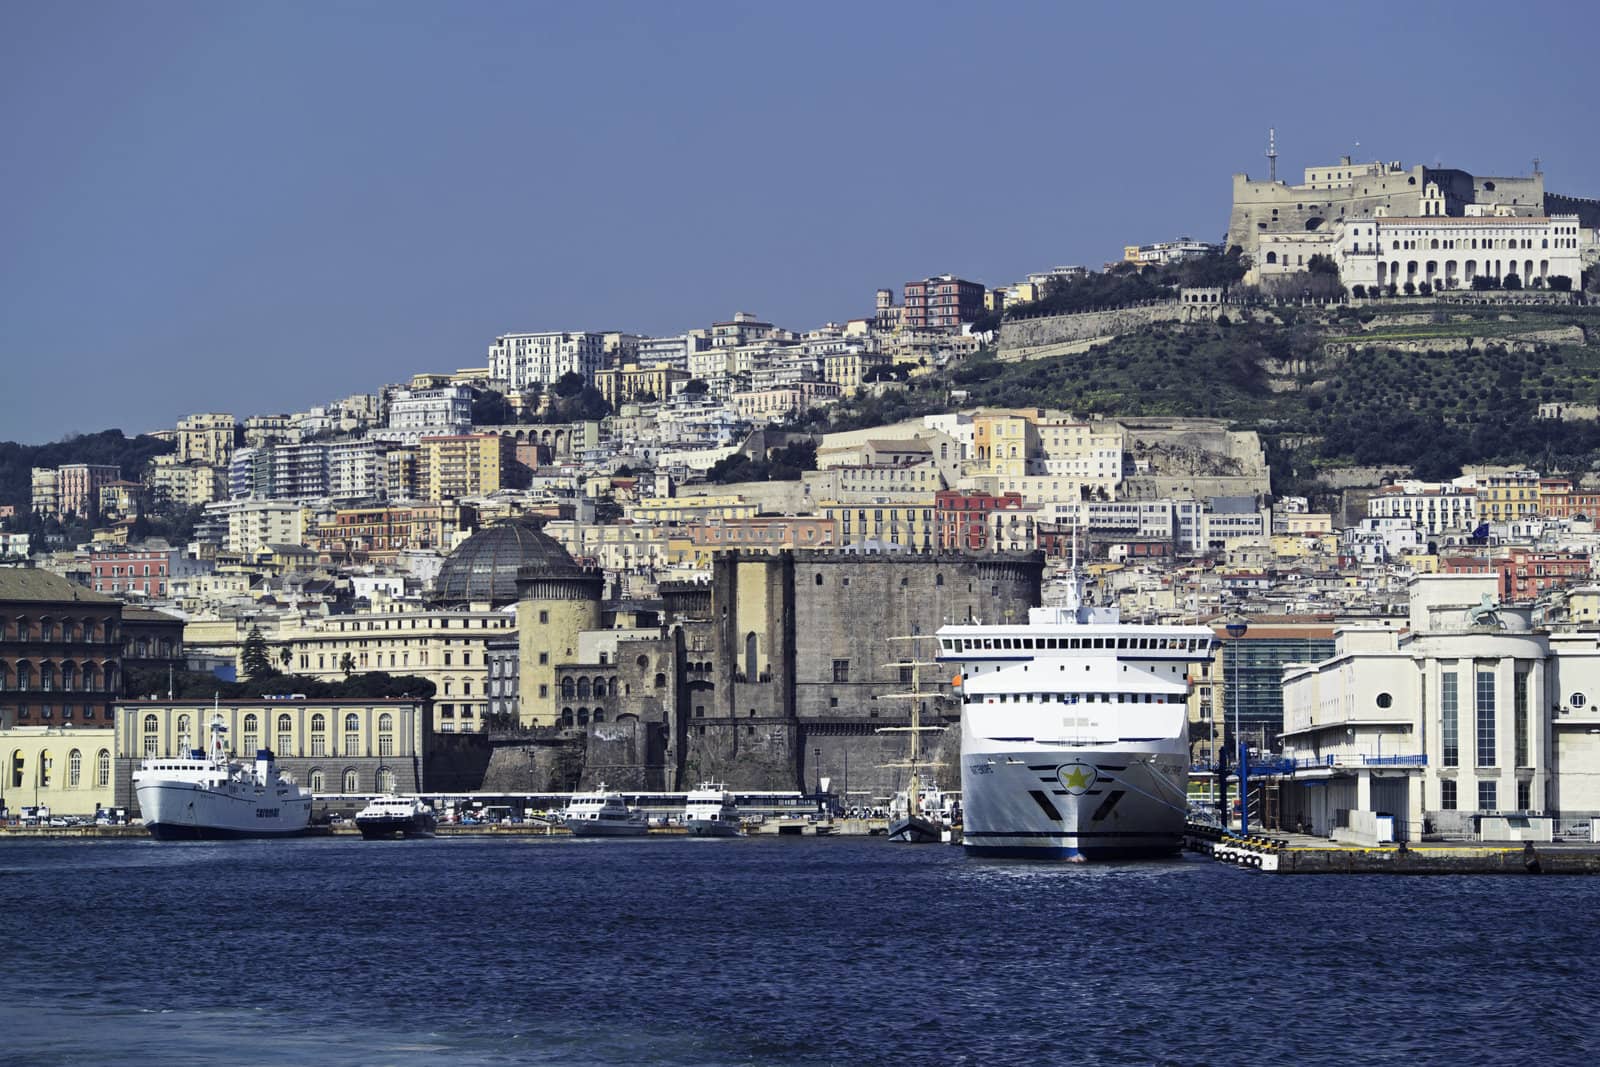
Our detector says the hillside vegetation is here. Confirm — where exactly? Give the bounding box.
[801,303,1600,495]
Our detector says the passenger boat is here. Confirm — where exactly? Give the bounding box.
[133,715,311,840]
[354,795,438,839]
[682,783,742,837]
[937,563,1216,861]
[562,787,649,837]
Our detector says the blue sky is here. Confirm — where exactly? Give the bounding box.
[1,1,1595,443]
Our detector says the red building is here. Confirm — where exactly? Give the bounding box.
[903,275,986,330]
[935,490,1024,551]
[91,547,174,598]
[1441,549,1590,601]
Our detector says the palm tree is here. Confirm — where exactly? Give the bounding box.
[339,652,356,678]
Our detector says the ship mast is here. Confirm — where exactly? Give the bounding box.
[878,634,944,816]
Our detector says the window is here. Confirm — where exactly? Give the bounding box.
[1514,670,1530,768]
[1441,672,1458,767]
[277,713,293,755]
[1376,692,1393,709]
[344,713,360,756]
[176,714,192,754]
[1476,669,1496,767]
[1477,780,1497,812]
[1517,779,1531,811]
[310,713,327,756]
[377,768,396,793]
[832,659,850,683]
[96,749,110,788]
[242,714,259,754]
[68,748,81,788]
[1441,779,1457,810]
[310,770,325,793]
[343,768,359,794]
[143,713,159,758]
[378,713,394,757]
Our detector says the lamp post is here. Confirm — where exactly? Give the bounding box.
[1225,619,1250,833]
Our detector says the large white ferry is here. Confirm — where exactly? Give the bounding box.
[133,716,311,840]
[938,579,1215,861]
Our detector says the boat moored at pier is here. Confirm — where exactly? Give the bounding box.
[355,795,438,839]
[133,715,311,840]
[939,569,1216,861]
[562,787,649,837]
[682,783,742,836]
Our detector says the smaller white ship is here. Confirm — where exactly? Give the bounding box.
[562,786,649,837]
[355,795,438,840]
[682,783,742,837]
[133,714,311,840]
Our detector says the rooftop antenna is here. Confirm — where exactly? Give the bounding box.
[1266,128,1278,182]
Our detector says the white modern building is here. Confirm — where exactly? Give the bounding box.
[1279,574,1600,843]
[328,440,388,501]
[380,387,473,444]
[488,331,607,390]
[1368,483,1478,536]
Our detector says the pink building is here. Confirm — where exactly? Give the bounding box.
[57,464,121,518]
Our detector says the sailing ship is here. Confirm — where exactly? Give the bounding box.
[879,635,957,844]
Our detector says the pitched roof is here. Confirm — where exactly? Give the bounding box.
[0,568,120,606]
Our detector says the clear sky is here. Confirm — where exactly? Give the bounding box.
[1,1,1595,444]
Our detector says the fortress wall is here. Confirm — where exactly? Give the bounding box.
[998,303,1181,355]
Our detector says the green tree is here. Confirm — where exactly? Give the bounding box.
[339,652,356,677]
[1503,273,1523,291]
[241,626,277,680]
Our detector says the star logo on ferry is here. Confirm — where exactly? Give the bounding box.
[1058,762,1097,795]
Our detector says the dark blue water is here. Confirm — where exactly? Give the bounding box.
[3,836,1598,1066]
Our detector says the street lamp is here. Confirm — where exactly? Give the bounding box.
[1225,618,1250,833]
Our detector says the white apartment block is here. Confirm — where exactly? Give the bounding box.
[328,440,388,501]
[488,331,606,390]
[1368,483,1478,535]
[210,500,307,555]
[383,387,472,441]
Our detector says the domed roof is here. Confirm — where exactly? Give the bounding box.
[432,520,577,607]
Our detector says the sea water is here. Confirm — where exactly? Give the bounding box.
[2,836,1597,1065]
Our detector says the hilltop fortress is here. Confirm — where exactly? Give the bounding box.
[1226,151,1600,291]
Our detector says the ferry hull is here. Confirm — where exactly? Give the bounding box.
[356,815,437,840]
[136,782,311,840]
[564,820,649,837]
[960,746,1187,862]
[887,815,944,844]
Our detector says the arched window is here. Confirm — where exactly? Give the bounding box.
[277,714,292,755]
[9,749,22,789]
[654,672,666,689]
[176,714,192,754]
[636,655,649,669]
[309,769,325,793]
[83,663,98,692]
[310,713,327,756]
[61,663,76,692]
[745,632,758,678]
[342,768,359,794]
[38,749,52,787]
[378,713,394,757]
[561,677,575,699]
[576,677,591,699]
[577,707,589,726]
[593,677,607,699]
[592,711,605,723]
[377,768,396,793]
[15,662,29,692]
[143,713,159,757]
[96,749,110,788]
[40,662,54,692]
[344,713,360,756]
[1265,251,1277,264]
[561,707,574,727]
[242,713,259,754]
[68,749,82,787]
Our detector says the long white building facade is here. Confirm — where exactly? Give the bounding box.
[1279,574,1600,842]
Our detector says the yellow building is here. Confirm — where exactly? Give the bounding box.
[819,497,937,550]
[419,434,518,502]
[1472,469,1540,523]
[175,413,238,466]
[515,569,604,728]
[3,726,117,817]
[279,609,515,733]
[594,362,689,408]
[972,412,1039,478]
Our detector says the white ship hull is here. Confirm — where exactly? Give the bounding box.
[960,736,1188,860]
[136,780,312,840]
[683,816,740,837]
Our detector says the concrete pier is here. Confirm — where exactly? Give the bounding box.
[1186,823,1600,874]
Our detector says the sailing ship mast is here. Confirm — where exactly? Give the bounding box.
[878,634,945,817]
